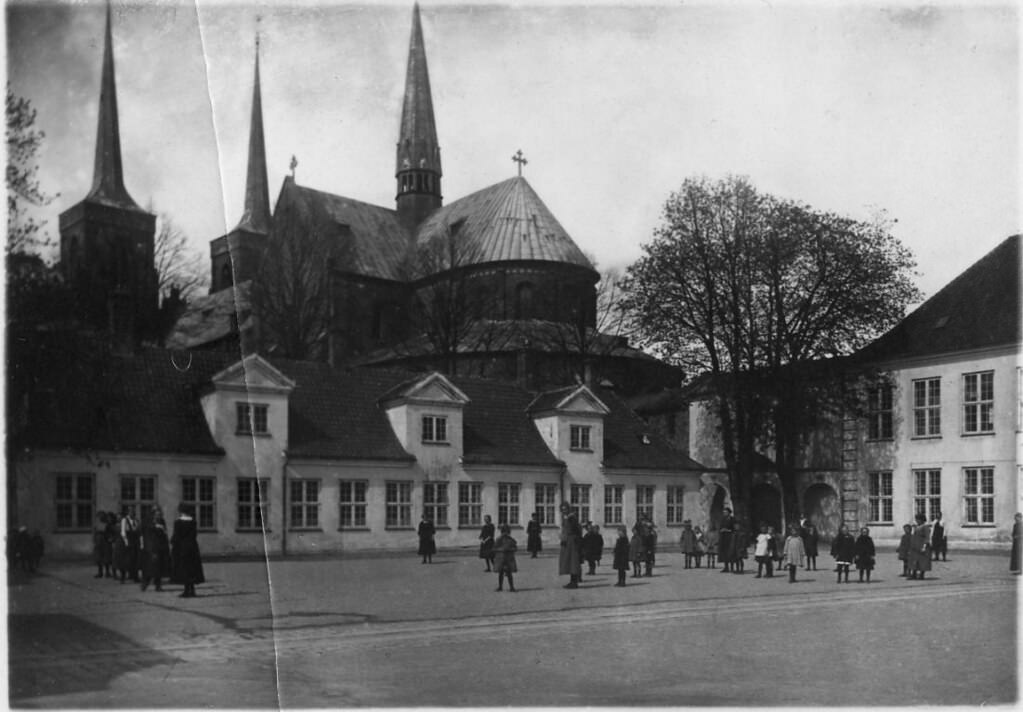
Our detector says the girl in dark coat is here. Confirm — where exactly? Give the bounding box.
[171,504,205,598]
[1011,513,1022,574]
[830,524,856,583]
[479,515,496,572]
[417,514,436,564]
[803,525,819,571]
[493,524,517,592]
[582,524,603,575]
[612,526,630,586]
[854,526,876,583]
[526,513,542,558]
[140,507,171,591]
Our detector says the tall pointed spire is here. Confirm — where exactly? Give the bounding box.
[87,1,138,208]
[234,35,271,234]
[395,2,442,229]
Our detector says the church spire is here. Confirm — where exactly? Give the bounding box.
[234,35,271,234]
[86,0,139,208]
[395,1,442,229]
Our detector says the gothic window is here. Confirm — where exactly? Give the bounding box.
[515,282,534,320]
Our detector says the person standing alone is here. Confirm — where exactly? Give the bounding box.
[558,503,582,588]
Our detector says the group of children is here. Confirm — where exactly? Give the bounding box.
[6,526,44,573]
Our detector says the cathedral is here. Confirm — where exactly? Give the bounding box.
[162,3,678,396]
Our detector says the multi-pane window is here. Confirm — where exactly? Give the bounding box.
[182,476,216,530]
[498,483,521,526]
[423,482,449,527]
[867,384,893,440]
[338,480,368,529]
[604,485,624,526]
[570,484,591,523]
[964,467,995,525]
[385,481,413,528]
[962,371,994,434]
[458,482,483,527]
[237,402,269,435]
[570,425,592,450]
[535,483,558,526]
[636,485,655,522]
[667,486,685,525]
[422,415,448,443]
[289,480,320,529]
[120,474,156,520]
[237,478,269,530]
[913,378,941,437]
[55,473,94,531]
[913,469,941,521]
[867,471,893,524]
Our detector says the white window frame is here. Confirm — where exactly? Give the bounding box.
[237,478,270,531]
[423,482,449,527]
[603,485,624,526]
[963,467,995,526]
[913,469,941,521]
[867,471,893,524]
[181,476,217,531]
[666,486,685,526]
[237,402,269,435]
[569,424,592,451]
[385,480,413,528]
[421,415,449,444]
[962,371,994,434]
[338,480,368,529]
[498,483,521,527]
[289,479,320,530]
[570,484,591,524]
[912,377,941,437]
[458,482,483,527]
[120,474,157,521]
[55,473,94,531]
[636,485,655,522]
[535,483,558,526]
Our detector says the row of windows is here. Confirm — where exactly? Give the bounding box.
[53,475,686,532]
[867,370,996,440]
[866,467,996,526]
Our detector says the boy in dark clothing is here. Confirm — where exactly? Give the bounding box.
[493,524,518,592]
[612,526,630,586]
[854,527,876,583]
[582,524,604,575]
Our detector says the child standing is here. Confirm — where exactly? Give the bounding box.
[493,524,518,592]
[692,526,706,568]
[704,528,718,569]
[854,526,876,583]
[803,525,819,571]
[753,525,773,578]
[781,525,806,583]
[612,526,630,586]
[582,523,603,575]
[831,524,856,583]
[679,520,698,569]
[731,522,748,574]
[629,526,645,578]
[896,523,913,576]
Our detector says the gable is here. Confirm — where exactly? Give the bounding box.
[558,388,611,416]
[379,371,470,407]
[211,354,296,394]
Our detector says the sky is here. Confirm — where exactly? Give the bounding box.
[5,0,1020,303]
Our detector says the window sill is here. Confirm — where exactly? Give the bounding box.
[422,441,451,446]
[337,527,370,532]
[865,438,894,443]
[866,522,894,526]
[961,524,996,528]
[910,435,942,441]
[236,431,272,438]
[236,528,272,533]
[570,448,593,453]
[55,529,92,534]
[960,431,995,437]
[385,527,416,531]
[288,528,323,533]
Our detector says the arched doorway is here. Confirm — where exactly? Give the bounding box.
[751,483,782,532]
[803,483,841,542]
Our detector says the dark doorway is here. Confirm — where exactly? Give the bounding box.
[751,483,782,532]
[803,482,841,542]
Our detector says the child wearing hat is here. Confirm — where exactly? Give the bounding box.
[493,523,518,592]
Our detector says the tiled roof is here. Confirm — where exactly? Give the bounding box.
[10,335,230,455]
[164,282,252,350]
[526,386,578,414]
[415,177,594,270]
[595,387,705,471]
[857,234,1021,363]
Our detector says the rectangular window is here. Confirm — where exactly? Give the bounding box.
[963,371,994,434]
[867,384,893,440]
[55,473,94,531]
[237,478,269,531]
[498,483,521,527]
[535,483,558,526]
[603,485,624,526]
[182,476,217,530]
[867,471,893,524]
[912,377,941,437]
[569,425,592,450]
[458,482,483,527]
[423,482,449,527]
[422,415,448,443]
[338,480,368,529]
[385,481,413,528]
[636,485,655,522]
[666,486,685,525]
[913,469,941,521]
[570,484,591,524]
[120,474,157,521]
[964,467,995,525]
[289,480,320,529]
[236,402,269,435]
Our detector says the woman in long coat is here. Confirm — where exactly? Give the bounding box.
[417,514,436,564]
[909,513,932,580]
[718,508,735,572]
[171,504,205,598]
[1011,513,1022,574]
[479,515,496,572]
[558,503,582,588]
[526,513,543,558]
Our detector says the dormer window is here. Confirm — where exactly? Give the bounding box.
[422,415,448,444]
[570,424,592,451]
[237,402,269,435]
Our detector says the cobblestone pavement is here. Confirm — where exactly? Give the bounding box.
[7,548,1018,707]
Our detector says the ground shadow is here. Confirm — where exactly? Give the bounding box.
[8,613,178,702]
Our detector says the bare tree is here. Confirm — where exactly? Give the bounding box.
[6,86,56,257]
[151,208,208,302]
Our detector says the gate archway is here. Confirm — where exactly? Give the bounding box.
[803,482,841,542]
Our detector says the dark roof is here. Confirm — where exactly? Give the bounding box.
[165,282,252,350]
[526,386,578,414]
[594,387,705,471]
[627,387,687,416]
[857,234,1021,363]
[10,335,230,455]
[415,177,594,270]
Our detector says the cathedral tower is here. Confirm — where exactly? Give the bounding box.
[210,36,271,293]
[58,2,157,339]
[395,2,442,230]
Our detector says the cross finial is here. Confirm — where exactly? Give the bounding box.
[289,155,297,179]
[512,149,528,177]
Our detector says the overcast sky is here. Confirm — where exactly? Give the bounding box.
[6,0,1019,302]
